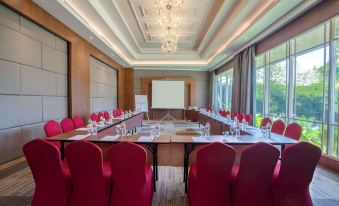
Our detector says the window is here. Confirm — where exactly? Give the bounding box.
[216,69,233,111]
[254,17,339,159]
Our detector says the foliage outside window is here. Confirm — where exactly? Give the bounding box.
[254,16,339,159]
[216,69,233,111]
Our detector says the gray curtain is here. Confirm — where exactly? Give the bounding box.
[209,70,218,111]
[231,45,256,116]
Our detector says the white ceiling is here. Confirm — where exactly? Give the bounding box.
[33,0,320,71]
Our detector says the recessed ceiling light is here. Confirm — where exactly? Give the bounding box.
[89,36,93,40]
[244,36,248,40]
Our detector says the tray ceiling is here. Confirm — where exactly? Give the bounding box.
[33,0,320,71]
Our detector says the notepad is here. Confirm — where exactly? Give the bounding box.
[192,137,210,143]
[75,128,88,131]
[68,134,90,140]
[138,136,154,142]
[100,135,120,141]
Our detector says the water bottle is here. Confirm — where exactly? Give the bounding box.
[93,121,97,135]
[121,122,127,136]
[205,122,210,137]
[155,122,161,137]
[266,122,271,139]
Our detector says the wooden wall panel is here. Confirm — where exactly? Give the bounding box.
[0,0,125,118]
[124,68,135,110]
[140,76,196,120]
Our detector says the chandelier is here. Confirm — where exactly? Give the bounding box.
[155,0,183,53]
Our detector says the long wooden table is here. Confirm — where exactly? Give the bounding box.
[47,112,172,191]
[178,110,298,192]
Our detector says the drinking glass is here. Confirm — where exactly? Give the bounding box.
[115,125,122,136]
[199,127,205,137]
[230,126,235,137]
[261,126,267,138]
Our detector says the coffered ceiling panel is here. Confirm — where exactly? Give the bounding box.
[33,0,320,71]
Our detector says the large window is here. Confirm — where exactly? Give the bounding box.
[216,69,233,111]
[254,16,339,159]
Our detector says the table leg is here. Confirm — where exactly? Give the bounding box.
[183,143,196,193]
[146,144,158,192]
[60,141,65,160]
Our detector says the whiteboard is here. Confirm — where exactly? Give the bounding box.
[152,80,185,109]
[135,95,148,112]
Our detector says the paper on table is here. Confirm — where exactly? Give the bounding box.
[68,134,90,140]
[75,128,88,131]
[223,136,241,143]
[192,137,210,143]
[138,136,154,142]
[100,135,120,141]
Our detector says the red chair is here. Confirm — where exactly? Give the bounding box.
[272,142,321,206]
[260,117,272,128]
[23,139,72,206]
[219,110,223,115]
[225,111,230,117]
[231,142,280,206]
[188,142,235,206]
[238,113,245,122]
[104,111,110,121]
[232,112,239,120]
[221,110,227,117]
[245,114,252,124]
[73,116,84,129]
[284,123,302,141]
[109,142,153,206]
[271,120,286,135]
[65,141,111,206]
[98,112,104,120]
[91,113,99,122]
[44,120,62,137]
[61,118,75,133]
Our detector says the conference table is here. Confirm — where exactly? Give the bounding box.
[47,112,171,191]
[174,110,298,193]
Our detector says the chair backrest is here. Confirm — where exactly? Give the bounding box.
[221,110,227,117]
[109,142,148,206]
[245,114,252,124]
[219,110,223,115]
[104,111,110,120]
[65,141,110,206]
[238,113,244,122]
[61,118,75,133]
[260,117,272,128]
[225,111,230,117]
[98,112,104,120]
[72,116,84,129]
[23,139,71,206]
[194,142,235,206]
[232,142,280,206]
[271,120,286,135]
[44,120,62,137]
[273,142,321,206]
[90,113,99,122]
[232,112,239,120]
[284,123,302,141]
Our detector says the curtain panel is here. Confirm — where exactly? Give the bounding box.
[231,45,256,116]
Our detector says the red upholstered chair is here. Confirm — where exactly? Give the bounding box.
[91,113,99,122]
[109,142,153,206]
[284,123,302,141]
[219,110,223,115]
[231,142,280,206]
[225,111,230,117]
[104,111,110,121]
[112,109,118,117]
[232,112,239,120]
[245,114,252,124]
[188,142,235,206]
[221,110,227,117]
[272,142,321,206]
[72,116,84,129]
[65,141,111,206]
[271,120,286,135]
[238,113,245,122]
[260,117,272,128]
[61,118,75,133]
[98,112,104,120]
[23,139,72,206]
[44,120,62,137]
[118,109,123,116]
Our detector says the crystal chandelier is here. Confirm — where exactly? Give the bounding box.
[155,0,183,53]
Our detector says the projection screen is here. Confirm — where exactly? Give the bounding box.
[151,80,185,109]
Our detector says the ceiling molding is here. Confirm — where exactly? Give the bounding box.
[33,0,320,71]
